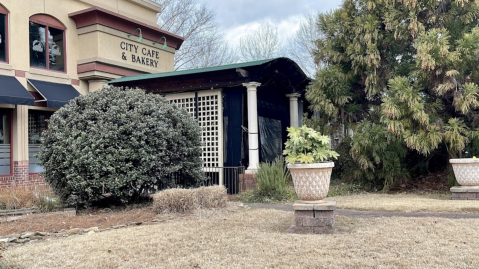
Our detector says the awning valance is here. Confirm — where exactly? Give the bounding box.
[0,75,35,106]
[27,79,80,108]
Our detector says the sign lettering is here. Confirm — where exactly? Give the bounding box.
[120,41,160,68]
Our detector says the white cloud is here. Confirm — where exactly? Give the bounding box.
[198,0,343,50]
[224,22,262,48]
[276,15,303,43]
[224,15,303,49]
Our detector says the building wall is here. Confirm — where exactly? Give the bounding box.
[0,0,179,188]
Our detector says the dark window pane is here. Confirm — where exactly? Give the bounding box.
[0,14,5,62]
[29,22,46,68]
[0,109,11,175]
[48,27,64,72]
[28,110,52,173]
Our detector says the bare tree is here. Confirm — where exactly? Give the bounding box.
[238,22,281,62]
[155,0,236,70]
[186,34,237,69]
[285,13,322,78]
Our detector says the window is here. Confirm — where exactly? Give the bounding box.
[29,15,65,72]
[0,109,11,175]
[28,110,53,173]
[0,5,7,62]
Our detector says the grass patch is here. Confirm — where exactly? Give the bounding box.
[328,192,479,213]
[327,180,367,197]
[1,209,479,268]
[235,183,298,203]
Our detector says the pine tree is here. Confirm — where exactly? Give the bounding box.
[308,0,479,188]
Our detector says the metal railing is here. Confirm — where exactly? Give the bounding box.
[159,166,246,194]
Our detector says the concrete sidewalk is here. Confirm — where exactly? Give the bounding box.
[245,203,479,219]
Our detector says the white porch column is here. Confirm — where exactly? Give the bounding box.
[286,93,301,128]
[243,82,261,173]
[12,105,29,181]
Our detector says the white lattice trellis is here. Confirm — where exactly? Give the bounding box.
[165,90,223,169]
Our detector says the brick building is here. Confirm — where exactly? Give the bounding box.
[0,0,182,188]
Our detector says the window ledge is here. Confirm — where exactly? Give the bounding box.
[0,62,12,71]
[28,68,70,81]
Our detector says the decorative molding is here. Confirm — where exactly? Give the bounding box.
[69,7,184,50]
[76,24,174,52]
[125,0,162,12]
[77,0,162,13]
[77,55,170,74]
[77,71,121,80]
[30,14,66,30]
[71,79,80,86]
[77,62,144,77]
[0,4,8,14]
[15,70,25,78]
[27,68,71,82]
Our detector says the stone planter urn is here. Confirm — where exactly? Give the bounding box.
[450,158,479,186]
[287,162,334,203]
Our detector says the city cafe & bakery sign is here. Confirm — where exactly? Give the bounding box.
[120,41,160,68]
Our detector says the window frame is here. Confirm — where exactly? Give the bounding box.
[29,14,66,73]
[0,4,9,63]
[28,109,53,174]
[0,109,13,177]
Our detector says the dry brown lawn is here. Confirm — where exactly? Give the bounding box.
[1,204,479,269]
[330,193,479,213]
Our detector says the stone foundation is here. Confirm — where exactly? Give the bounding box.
[287,201,337,234]
[451,186,479,200]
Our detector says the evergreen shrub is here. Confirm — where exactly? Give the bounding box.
[38,86,204,205]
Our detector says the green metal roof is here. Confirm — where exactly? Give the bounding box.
[108,58,276,84]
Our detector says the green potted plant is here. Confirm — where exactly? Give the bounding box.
[283,125,339,203]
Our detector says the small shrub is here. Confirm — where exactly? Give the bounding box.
[196,186,228,208]
[0,185,59,211]
[255,157,291,200]
[36,193,61,213]
[0,185,38,210]
[152,186,227,214]
[38,86,204,205]
[153,188,197,214]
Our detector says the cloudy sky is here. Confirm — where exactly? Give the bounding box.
[198,0,343,48]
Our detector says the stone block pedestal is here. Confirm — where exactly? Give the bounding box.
[451,186,479,200]
[287,200,337,234]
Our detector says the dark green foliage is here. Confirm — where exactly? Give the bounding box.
[307,0,479,188]
[255,157,291,199]
[237,157,298,203]
[38,86,204,205]
[330,136,358,182]
[350,121,409,190]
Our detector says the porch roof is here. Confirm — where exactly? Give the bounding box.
[108,57,311,94]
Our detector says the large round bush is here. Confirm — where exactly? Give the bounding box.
[38,86,204,205]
